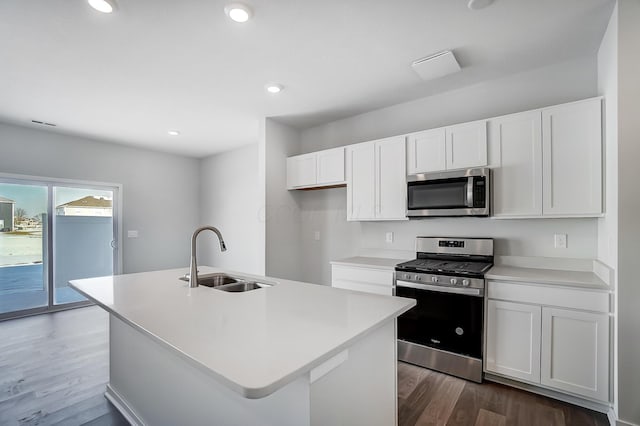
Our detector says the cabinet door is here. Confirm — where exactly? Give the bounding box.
[542,99,602,216]
[446,120,488,170]
[317,147,345,185]
[486,300,541,383]
[346,143,376,220]
[489,111,543,217]
[541,307,609,402]
[406,128,446,174]
[286,153,317,189]
[376,137,407,220]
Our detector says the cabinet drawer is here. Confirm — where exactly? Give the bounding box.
[487,281,610,313]
[331,265,393,287]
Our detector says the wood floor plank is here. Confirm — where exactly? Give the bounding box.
[474,409,506,426]
[398,361,608,426]
[0,306,127,426]
[399,367,448,426]
[415,374,465,425]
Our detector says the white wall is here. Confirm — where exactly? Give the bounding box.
[597,4,619,270]
[199,144,263,275]
[616,1,640,424]
[596,4,620,422]
[298,56,600,286]
[263,118,304,281]
[0,122,200,273]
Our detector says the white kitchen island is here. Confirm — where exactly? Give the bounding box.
[70,267,415,426]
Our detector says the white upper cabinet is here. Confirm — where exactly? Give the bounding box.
[316,147,345,185]
[286,153,316,189]
[489,97,603,218]
[406,122,487,174]
[406,128,446,174]
[347,142,376,220]
[376,137,407,220]
[287,147,345,190]
[489,110,543,217]
[347,136,406,221]
[446,120,488,170]
[542,98,603,216]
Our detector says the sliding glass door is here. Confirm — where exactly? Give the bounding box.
[0,182,48,314]
[0,176,120,320]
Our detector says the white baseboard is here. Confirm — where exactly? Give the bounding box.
[105,384,144,426]
[614,418,640,426]
[484,373,611,413]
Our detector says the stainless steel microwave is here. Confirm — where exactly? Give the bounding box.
[407,168,490,217]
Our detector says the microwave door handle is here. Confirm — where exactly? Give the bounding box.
[466,177,474,207]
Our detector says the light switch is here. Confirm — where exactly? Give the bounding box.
[385,232,394,243]
[128,230,139,238]
[314,231,321,241]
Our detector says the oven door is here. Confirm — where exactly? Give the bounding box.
[395,280,483,359]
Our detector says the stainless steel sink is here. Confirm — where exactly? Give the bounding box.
[216,281,271,292]
[179,273,274,292]
[179,273,238,288]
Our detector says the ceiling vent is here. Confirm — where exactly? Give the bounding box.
[31,120,57,127]
[411,50,461,81]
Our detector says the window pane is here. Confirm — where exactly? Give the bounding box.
[53,187,114,305]
[0,183,48,314]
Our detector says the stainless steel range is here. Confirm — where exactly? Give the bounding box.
[395,237,494,383]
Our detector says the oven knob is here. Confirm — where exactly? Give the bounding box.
[431,276,438,283]
[462,279,470,287]
[416,275,422,281]
[404,274,410,280]
[450,278,457,285]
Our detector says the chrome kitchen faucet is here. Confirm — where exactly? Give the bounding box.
[189,226,227,288]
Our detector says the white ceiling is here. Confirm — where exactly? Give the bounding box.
[0,0,614,157]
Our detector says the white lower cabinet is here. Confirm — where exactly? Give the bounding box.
[540,307,609,402]
[485,281,610,403]
[486,300,541,383]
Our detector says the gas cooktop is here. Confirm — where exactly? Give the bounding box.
[395,258,493,277]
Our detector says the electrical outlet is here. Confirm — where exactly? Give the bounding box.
[385,232,394,243]
[314,231,321,241]
[127,230,139,238]
[554,233,567,249]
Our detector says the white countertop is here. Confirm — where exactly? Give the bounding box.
[486,265,610,290]
[70,267,415,399]
[330,256,409,270]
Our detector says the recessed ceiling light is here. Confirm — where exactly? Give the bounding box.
[88,0,117,13]
[224,3,253,23]
[168,130,181,136]
[265,83,284,94]
[467,0,494,10]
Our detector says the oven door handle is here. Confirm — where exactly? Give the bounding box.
[396,280,483,297]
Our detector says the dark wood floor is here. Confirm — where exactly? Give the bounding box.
[0,306,610,426]
[398,362,609,426]
[0,306,127,426]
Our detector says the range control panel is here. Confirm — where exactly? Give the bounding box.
[438,240,465,248]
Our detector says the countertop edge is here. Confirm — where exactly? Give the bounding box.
[485,269,611,291]
[330,257,408,270]
[70,278,415,399]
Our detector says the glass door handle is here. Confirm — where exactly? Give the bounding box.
[110,240,117,249]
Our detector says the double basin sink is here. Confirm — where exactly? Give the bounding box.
[179,273,274,293]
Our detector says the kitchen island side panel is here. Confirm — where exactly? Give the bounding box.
[108,315,311,426]
[310,320,398,426]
